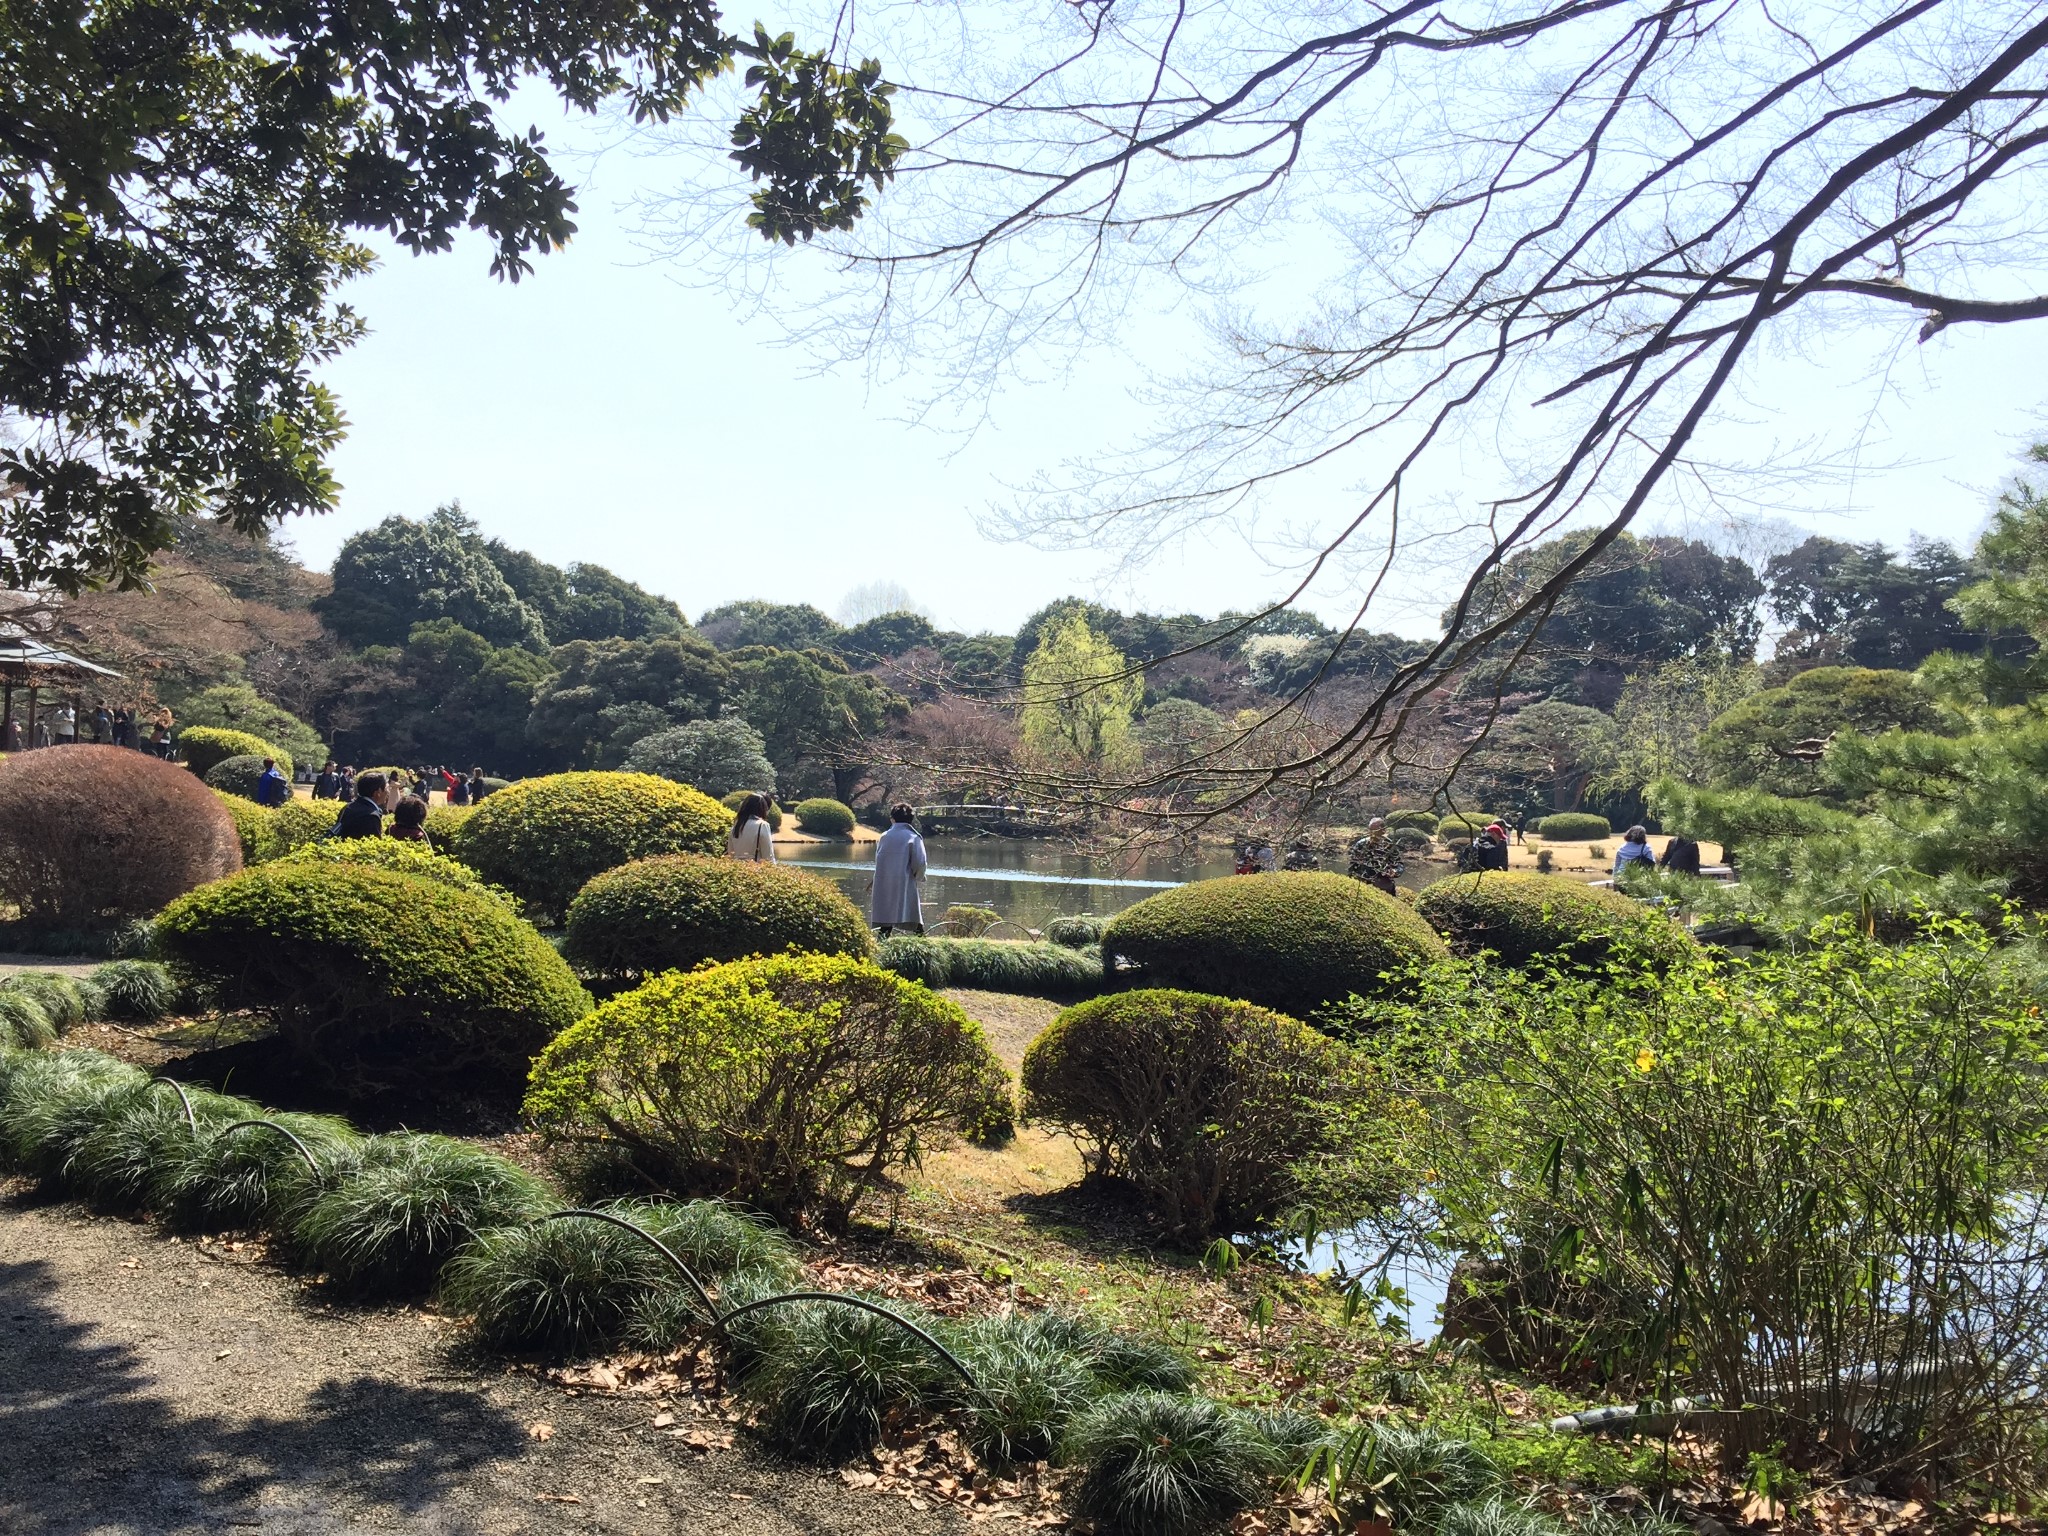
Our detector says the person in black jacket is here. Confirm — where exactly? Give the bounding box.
[331,773,389,839]
[1658,833,1702,875]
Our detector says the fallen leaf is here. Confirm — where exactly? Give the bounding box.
[638,1476,666,1486]
[528,1422,555,1442]
[651,1412,675,1428]
[214,1349,231,1360]
[534,1493,581,1504]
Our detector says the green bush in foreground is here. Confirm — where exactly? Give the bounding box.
[269,797,334,853]
[291,1133,551,1294]
[0,1050,148,1177]
[60,1080,259,1211]
[742,1292,952,1457]
[1024,989,1371,1241]
[1413,872,1696,971]
[792,797,856,836]
[563,855,872,980]
[276,836,515,908]
[214,790,279,863]
[1101,872,1448,1016]
[1533,812,1610,841]
[156,1111,364,1232]
[178,726,291,779]
[156,861,590,1088]
[527,953,1009,1222]
[451,770,730,921]
[877,935,1103,996]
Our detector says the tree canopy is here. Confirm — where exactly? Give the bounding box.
[318,507,549,652]
[0,0,903,593]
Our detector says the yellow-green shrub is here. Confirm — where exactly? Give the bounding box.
[1413,871,1696,971]
[562,855,871,980]
[1533,812,1610,841]
[1023,989,1364,1240]
[156,862,589,1088]
[526,953,1009,1221]
[270,797,332,853]
[179,726,290,778]
[276,837,515,908]
[792,797,855,836]
[451,771,727,921]
[1100,872,1449,1016]
[214,790,280,863]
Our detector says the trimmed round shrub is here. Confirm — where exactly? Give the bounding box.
[1064,1391,1286,1536]
[204,754,275,801]
[451,771,729,922]
[563,855,873,981]
[1023,989,1360,1240]
[1045,914,1105,949]
[0,991,56,1050]
[269,797,332,853]
[0,747,242,930]
[214,790,278,863]
[943,904,999,937]
[290,1132,550,1294]
[155,861,591,1089]
[1392,826,1435,854]
[720,789,783,831]
[526,953,1010,1222]
[1385,809,1439,833]
[1437,812,1500,842]
[2,971,91,1033]
[1534,812,1610,841]
[792,797,855,836]
[89,959,178,1021]
[276,837,515,908]
[1100,872,1449,1016]
[178,726,290,779]
[1413,872,1698,971]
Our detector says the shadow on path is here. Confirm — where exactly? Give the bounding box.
[0,1254,525,1534]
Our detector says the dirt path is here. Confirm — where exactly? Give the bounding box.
[0,1194,964,1536]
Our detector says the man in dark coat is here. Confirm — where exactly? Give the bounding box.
[331,773,388,838]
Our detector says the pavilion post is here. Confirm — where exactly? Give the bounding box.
[1,679,11,750]
[25,685,36,748]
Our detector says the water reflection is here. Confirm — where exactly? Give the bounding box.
[779,835,1436,932]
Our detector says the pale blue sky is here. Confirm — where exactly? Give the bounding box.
[298,101,2048,640]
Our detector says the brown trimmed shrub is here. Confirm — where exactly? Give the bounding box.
[1022,989,1364,1241]
[0,746,241,930]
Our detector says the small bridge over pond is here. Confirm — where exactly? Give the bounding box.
[914,803,1063,834]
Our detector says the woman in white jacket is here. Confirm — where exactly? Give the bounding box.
[727,793,777,862]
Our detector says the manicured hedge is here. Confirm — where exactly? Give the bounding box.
[562,854,873,980]
[1436,812,1499,842]
[877,936,1103,996]
[1045,914,1105,949]
[277,837,515,907]
[1384,810,1439,833]
[270,797,333,853]
[179,726,291,779]
[214,790,277,863]
[526,953,1010,1220]
[1534,812,1610,841]
[792,797,856,836]
[451,771,729,922]
[0,747,241,930]
[1100,872,1449,1016]
[1023,989,1357,1240]
[204,754,274,800]
[156,861,591,1087]
[1413,871,1697,971]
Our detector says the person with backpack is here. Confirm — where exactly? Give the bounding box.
[254,758,290,807]
[1614,824,1658,878]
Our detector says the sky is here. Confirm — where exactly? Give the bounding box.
[297,98,2048,642]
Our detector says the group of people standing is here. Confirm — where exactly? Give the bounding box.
[326,772,435,842]
[4,700,171,754]
[725,792,930,934]
[312,762,492,807]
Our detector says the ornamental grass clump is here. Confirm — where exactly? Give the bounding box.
[1023,989,1381,1242]
[2,971,93,1033]
[1045,914,1106,949]
[1063,1390,1287,1536]
[58,1080,260,1211]
[1099,873,1448,1017]
[0,1050,149,1177]
[88,960,180,1021]
[154,1111,364,1232]
[155,861,590,1089]
[1305,1419,1502,1529]
[877,935,1103,995]
[562,854,872,981]
[526,953,1010,1223]
[0,991,56,1050]
[741,1293,953,1457]
[290,1133,551,1295]
[450,770,729,922]
[1413,872,1696,972]
[947,1314,1101,1464]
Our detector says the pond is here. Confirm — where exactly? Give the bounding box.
[778,835,1438,932]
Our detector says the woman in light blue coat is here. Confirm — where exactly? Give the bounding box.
[870,803,928,934]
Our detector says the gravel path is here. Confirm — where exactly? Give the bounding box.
[0,1195,965,1536]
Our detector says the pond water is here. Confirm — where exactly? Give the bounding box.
[779,835,1437,932]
